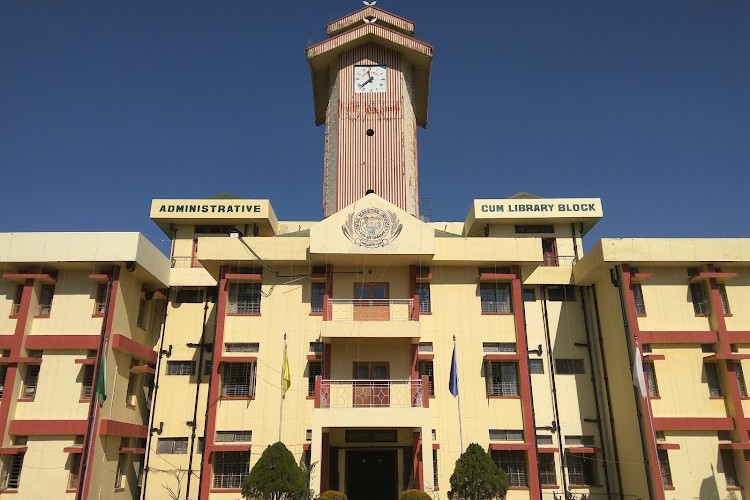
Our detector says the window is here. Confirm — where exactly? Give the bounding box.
[10,285,23,316]
[345,429,397,443]
[489,429,523,441]
[418,342,433,353]
[555,359,585,375]
[536,435,553,446]
[416,283,431,313]
[565,435,596,447]
[705,363,722,397]
[483,342,516,353]
[0,453,24,490]
[81,365,94,400]
[480,283,512,313]
[68,453,82,490]
[522,288,536,302]
[166,361,196,376]
[195,225,234,235]
[719,284,731,315]
[566,453,598,485]
[38,285,55,316]
[658,449,673,487]
[227,283,262,314]
[137,298,147,329]
[221,362,256,398]
[309,342,325,353]
[632,284,646,315]
[486,362,519,397]
[717,431,732,442]
[644,363,659,397]
[418,360,434,396]
[0,365,7,398]
[541,238,558,266]
[156,437,188,454]
[538,454,557,486]
[174,288,204,304]
[690,282,709,315]
[125,373,139,406]
[529,359,544,374]
[547,286,576,302]
[204,360,213,377]
[311,282,325,314]
[216,430,252,442]
[515,224,554,234]
[197,437,204,454]
[721,449,738,486]
[737,364,748,398]
[308,361,322,397]
[491,450,528,487]
[433,448,439,489]
[212,451,250,489]
[114,451,127,489]
[701,343,715,353]
[94,284,107,316]
[22,364,40,399]
[224,343,259,353]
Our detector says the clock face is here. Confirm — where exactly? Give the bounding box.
[354,65,387,93]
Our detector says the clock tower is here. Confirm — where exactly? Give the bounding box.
[306,5,433,218]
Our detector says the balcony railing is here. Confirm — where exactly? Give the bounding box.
[325,299,415,321]
[541,255,578,267]
[316,378,428,408]
[170,256,203,269]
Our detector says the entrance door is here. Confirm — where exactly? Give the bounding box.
[354,283,389,320]
[542,238,558,266]
[353,362,390,407]
[346,449,398,500]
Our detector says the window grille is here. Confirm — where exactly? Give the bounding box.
[81,364,94,400]
[489,429,523,441]
[225,343,259,353]
[166,361,196,376]
[566,453,598,485]
[529,359,544,374]
[690,282,709,315]
[418,360,434,396]
[522,288,536,302]
[216,431,252,442]
[212,451,251,489]
[433,448,439,489]
[157,438,189,454]
[719,284,731,314]
[536,435,553,446]
[658,449,673,487]
[565,435,595,446]
[479,283,512,313]
[482,342,516,353]
[68,453,81,489]
[38,285,55,316]
[538,454,557,486]
[644,363,659,397]
[309,342,325,353]
[0,454,24,489]
[555,358,585,375]
[311,282,325,313]
[221,363,256,398]
[721,449,738,486]
[94,284,108,316]
[491,450,528,487]
[486,362,519,396]
[736,364,748,398]
[416,283,431,313]
[228,283,262,314]
[632,284,646,315]
[308,361,322,397]
[0,366,7,398]
[418,342,433,352]
[705,363,722,397]
[23,365,40,398]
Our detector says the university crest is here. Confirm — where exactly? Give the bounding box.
[342,207,403,248]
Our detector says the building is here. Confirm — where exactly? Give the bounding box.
[0,5,749,500]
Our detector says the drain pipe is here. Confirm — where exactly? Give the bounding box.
[591,284,625,499]
[198,290,219,495]
[540,286,568,496]
[184,296,213,499]
[578,287,611,499]
[141,292,171,500]
[613,266,657,500]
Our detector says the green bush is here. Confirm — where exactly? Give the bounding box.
[319,491,348,500]
[242,442,307,500]
[399,489,431,500]
[448,443,509,500]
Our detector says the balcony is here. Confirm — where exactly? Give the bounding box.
[317,378,428,409]
[541,255,578,267]
[320,298,420,339]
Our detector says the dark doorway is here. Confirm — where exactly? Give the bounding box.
[346,449,398,500]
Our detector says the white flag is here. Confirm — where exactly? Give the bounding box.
[632,344,647,399]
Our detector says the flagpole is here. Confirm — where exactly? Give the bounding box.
[453,335,464,452]
[279,333,287,442]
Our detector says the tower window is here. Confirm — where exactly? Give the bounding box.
[366,129,374,136]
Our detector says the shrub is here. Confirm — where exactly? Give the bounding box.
[319,491,348,500]
[448,443,509,500]
[242,442,307,500]
[399,489,431,500]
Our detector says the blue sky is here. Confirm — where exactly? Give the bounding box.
[1,1,748,254]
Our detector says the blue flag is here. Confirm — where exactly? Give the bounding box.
[449,345,459,397]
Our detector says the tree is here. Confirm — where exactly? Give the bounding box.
[242,442,307,500]
[447,443,509,500]
[210,192,242,199]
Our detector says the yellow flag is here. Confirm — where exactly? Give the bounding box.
[282,350,291,396]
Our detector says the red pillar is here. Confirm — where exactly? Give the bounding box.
[321,431,330,492]
[413,431,423,489]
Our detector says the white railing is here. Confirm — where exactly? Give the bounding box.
[541,255,578,267]
[326,299,414,321]
[319,379,425,408]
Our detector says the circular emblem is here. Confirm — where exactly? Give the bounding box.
[342,207,403,248]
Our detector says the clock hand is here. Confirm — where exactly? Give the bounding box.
[358,76,374,89]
